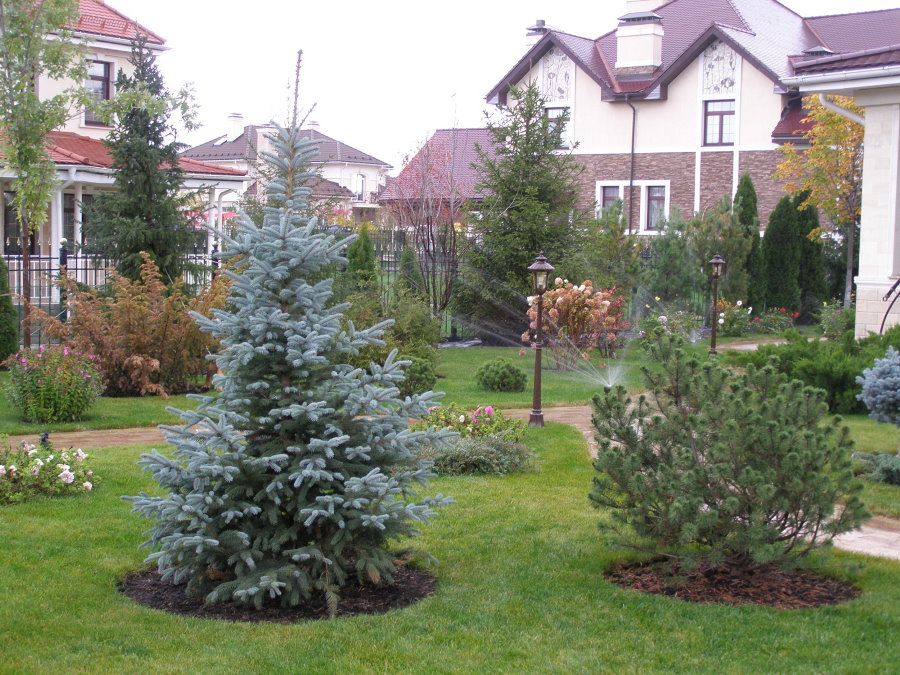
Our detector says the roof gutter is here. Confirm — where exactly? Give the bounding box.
[818,94,865,127]
[784,65,900,89]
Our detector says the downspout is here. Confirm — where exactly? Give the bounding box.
[626,95,637,234]
[819,93,865,127]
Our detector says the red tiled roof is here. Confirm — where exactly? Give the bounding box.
[378,128,495,203]
[183,126,392,168]
[72,0,164,45]
[487,0,900,103]
[307,176,353,200]
[47,131,245,176]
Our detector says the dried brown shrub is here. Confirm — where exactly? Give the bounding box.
[37,253,230,397]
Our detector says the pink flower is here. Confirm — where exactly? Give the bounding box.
[518,348,527,356]
[485,406,494,416]
[59,470,75,484]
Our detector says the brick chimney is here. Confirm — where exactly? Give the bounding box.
[615,4,664,77]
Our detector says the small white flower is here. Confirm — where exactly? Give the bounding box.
[59,470,75,485]
[719,312,725,318]
[458,414,466,423]
[718,318,725,325]
[658,315,668,323]
[748,306,753,313]
[736,300,743,307]
[554,277,562,285]
[31,465,40,476]
[83,481,92,491]
[577,284,585,292]
[74,449,86,462]
[0,465,6,477]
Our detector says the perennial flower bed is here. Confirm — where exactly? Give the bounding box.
[0,434,96,504]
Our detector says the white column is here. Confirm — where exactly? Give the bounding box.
[854,94,900,336]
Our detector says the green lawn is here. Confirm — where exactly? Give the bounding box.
[1,424,898,673]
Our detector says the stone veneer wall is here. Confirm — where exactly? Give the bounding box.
[856,282,900,337]
[574,149,789,229]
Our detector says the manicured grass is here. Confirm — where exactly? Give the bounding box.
[0,425,898,672]
[840,415,900,519]
[434,346,642,409]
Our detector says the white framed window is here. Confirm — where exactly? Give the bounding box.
[84,61,112,126]
[545,107,571,149]
[595,180,670,233]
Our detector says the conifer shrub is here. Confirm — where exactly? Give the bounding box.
[475,358,527,392]
[36,254,230,397]
[421,436,533,476]
[3,345,103,423]
[590,328,868,573]
[0,254,17,363]
[125,123,453,614]
[852,453,900,485]
[857,346,900,430]
[399,357,437,398]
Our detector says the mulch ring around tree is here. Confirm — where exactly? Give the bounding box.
[605,559,860,609]
[120,566,436,623]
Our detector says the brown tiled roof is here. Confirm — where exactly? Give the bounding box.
[72,0,164,45]
[378,128,495,203]
[791,44,900,74]
[487,0,900,103]
[46,131,245,176]
[770,101,814,143]
[183,126,392,168]
[307,176,354,200]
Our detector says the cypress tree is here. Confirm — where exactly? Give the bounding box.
[793,191,827,322]
[345,223,377,291]
[735,174,765,311]
[126,123,453,613]
[0,254,18,361]
[762,196,801,311]
[84,36,197,283]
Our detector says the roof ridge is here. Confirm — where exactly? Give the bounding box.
[806,7,900,20]
[723,0,752,33]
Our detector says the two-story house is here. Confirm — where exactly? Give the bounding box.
[1,0,246,260]
[182,117,392,226]
[485,0,900,234]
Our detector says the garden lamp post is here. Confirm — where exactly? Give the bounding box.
[527,252,554,427]
[709,254,726,355]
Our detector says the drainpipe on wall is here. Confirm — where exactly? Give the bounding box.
[626,95,637,234]
[818,93,865,127]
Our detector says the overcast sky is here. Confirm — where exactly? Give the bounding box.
[106,0,899,172]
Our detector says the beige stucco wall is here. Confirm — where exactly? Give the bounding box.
[37,42,138,140]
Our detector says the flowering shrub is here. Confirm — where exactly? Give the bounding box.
[716,299,752,337]
[3,345,104,423]
[819,300,855,340]
[523,278,627,370]
[640,310,702,341]
[0,434,97,504]
[753,307,798,334]
[411,404,526,443]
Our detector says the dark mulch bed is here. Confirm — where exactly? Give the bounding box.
[120,566,436,623]
[606,559,860,609]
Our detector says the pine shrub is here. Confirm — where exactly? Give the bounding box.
[590,329,868,573]
[475,358,527,392]
[125,123,454,613]
[399,357,436,398]
[852,452,900,485]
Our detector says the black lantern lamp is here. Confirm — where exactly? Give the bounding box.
[708,254,726,355]
[527,252,554,427]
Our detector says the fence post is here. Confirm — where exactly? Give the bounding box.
[59,240,68,323]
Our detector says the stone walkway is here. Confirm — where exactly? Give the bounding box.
[9,404,900,562]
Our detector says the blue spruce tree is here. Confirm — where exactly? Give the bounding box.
[126,122,454,613]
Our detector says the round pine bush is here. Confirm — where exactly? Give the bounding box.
[475,358,527,392]
[3,345,104,423]
[421,435,534,476]
[399,356,437,398]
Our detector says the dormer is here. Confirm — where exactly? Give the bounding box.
[615,8,664,78]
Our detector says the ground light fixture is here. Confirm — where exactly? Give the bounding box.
[709,254,726,355]
[527,252,554,427]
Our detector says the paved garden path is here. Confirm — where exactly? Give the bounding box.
[12,403,899,561]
